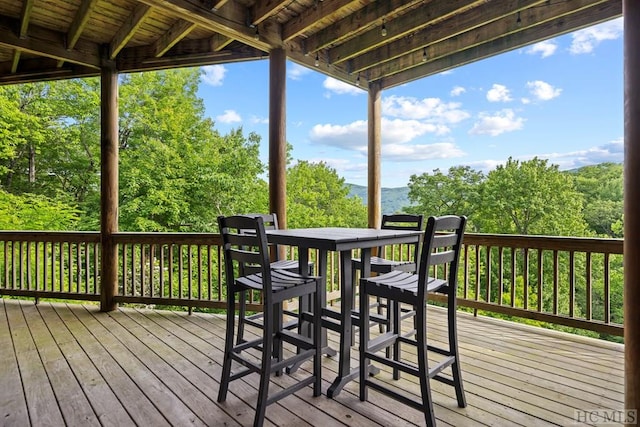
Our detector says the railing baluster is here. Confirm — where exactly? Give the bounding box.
[586,252,592,320]
[569,251,575,318]
[537,250,543,312]
[510,247,516,307]
[553,250,559,315]
[604,253,611,324]
[485,246,492,303]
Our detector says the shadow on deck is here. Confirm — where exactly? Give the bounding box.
[0,298,624,426]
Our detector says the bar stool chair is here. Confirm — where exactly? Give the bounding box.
[237,213,314,345]
[359,215,467,427]
[217,215,322,427]
[351,214,424,337]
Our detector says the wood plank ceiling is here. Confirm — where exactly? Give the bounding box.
[0,0,622,89]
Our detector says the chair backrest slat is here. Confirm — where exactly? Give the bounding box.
[380,214,424,261]
[417,215,466,297]
[218,215,273,296]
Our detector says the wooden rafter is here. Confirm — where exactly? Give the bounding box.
[0,16,101,68]
[10,50,20,73]
[379,0,622,89]
[152,19,197,57]
[329,0,484,65]
[281,0,364,42]
[67,0,99,50]
[210,34,233,51]
[110,4,152,59]
[349,0,549,74]
[297,0,416,52]
[251,0,289,26]
[19,0,34,38]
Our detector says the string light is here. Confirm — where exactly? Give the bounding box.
[381,19,387,37]
[254,26,260,40]
[356,74,361,86]
[422,47,428,62]
[516,11,522,27]
[315,52,320,67]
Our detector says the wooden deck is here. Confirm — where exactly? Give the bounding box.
[0,298,624,426]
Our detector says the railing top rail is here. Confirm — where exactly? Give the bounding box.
[464,233,623,254]
[0,231,100,243]
[113,232,222,245]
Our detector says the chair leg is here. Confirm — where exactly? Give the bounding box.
[359,281,370,402]
[237,290,247,345]
[392,300,402,380]
[416,304,436,427]
[448,296,466,408]
[254,302,273,427]
[218,290,236,403]
[351,267,358,346]
[313,285,322,396]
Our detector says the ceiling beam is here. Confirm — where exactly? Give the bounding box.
[135,0,280,49]
[282,0,366,42]
[349,0,550,74]
[328,0,485,65]
[379,0,622,89]
[210,34,233,51]
[0,15,101,68]
[152,19,198,57]
[109,3,153,59]
[11,50,20,73]
[0,57,97,85]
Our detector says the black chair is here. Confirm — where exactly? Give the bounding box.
[351,214,424,334]
[217,215,322,427]
[359,215,467,427]
[237,213,313,345]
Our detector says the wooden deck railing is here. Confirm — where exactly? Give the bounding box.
[0,231,624,335]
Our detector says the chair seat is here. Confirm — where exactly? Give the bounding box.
[362,270,448,301]
[352,256,416,274]
[237,269,319,293]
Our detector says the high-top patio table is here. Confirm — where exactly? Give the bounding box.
[266,227,422,398]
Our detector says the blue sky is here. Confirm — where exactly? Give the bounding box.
[198,18,623,188]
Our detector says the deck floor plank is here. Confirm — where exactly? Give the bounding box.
[20,303,101,426]
[0,299,626,427]
[0,300,30,426]
[37,302,135,427]
[4,300,66,427]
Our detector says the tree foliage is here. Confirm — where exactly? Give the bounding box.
[573,162,623,237]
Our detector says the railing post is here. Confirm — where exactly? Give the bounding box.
[100,61,119,312]
[624,0,640,417]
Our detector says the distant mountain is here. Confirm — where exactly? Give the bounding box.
[348,184,411,214]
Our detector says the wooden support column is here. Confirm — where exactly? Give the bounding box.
[100,64,119,312]
[269,47,287,229]
[624,0,640,418]
[367,80,382,229]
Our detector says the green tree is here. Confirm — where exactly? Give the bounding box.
[477,157,589,236]
[0,189,78,230]
[287,161,367,228]
[573,162,623,237]
[404,165,484,230]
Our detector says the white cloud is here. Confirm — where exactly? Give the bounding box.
[201,65,227,86]
[525,40,558,58]
[469,109,525,136]
[323,77,364,95]
[382,95,470,124]
[450,86,466,97]
[486,84,512,102]
[309,117,455,152]
[526,80,561,101]
[216,109,241,123]
[466,138,623,173]
[250,115,269,124]
[288,63,311,80]
[539,137,624,169]
[521,97,531,105]
[382,142,465,161]
[569,18,623,54]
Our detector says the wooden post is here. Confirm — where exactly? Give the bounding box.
[269,48,287,230]
[367,80,382,229]
[624,0,640,419]
[100,64,119,312]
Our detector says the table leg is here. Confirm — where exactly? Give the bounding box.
[327,248,371,398]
